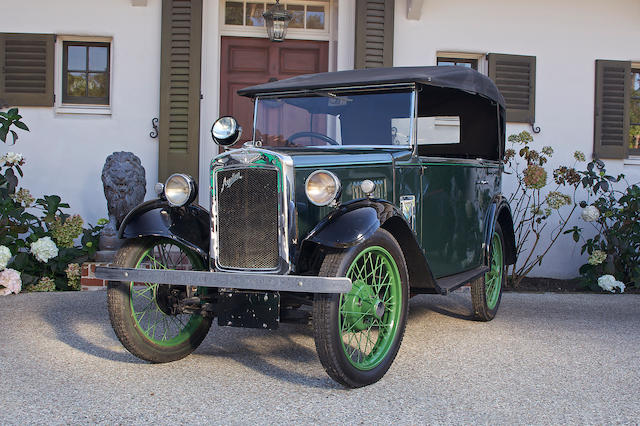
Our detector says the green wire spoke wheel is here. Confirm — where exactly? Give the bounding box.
[472,223,506,321]
[313,229,409,388]
[107,237,212,363]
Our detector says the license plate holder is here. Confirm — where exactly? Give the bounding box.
[217,291,280,329]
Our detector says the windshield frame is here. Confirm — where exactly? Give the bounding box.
[250,84,418,150]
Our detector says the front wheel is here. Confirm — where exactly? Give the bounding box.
[471,223,506,321]
[313,229,409,388]
[107,237,212,363]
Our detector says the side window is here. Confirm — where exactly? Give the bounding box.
[390,116,461,146]
[416,116,461,145]
[62,41,111,105]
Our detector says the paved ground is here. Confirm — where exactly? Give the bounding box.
[1,290,639,425]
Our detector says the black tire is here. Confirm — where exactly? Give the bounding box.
[471,223,506,321]
[107,237,212,363]
[313,228,409,388]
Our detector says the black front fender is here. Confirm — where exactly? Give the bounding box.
[304,199,397,249]
[302,199,437,289]
[118,199,210,258]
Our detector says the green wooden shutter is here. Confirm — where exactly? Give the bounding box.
[488,53,536,123]
[593,60,630,159]
[0,33,54,107]
[354,0,394,69]
[158,0,203,183]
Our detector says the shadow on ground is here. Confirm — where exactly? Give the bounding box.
[33,290,480,388]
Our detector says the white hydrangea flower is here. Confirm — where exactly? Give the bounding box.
[2,152,23,165]
[597,275,625,293]
[0,246,11,271]
[581,205,600,222]
[588,250,607,266]
[30,236,59,263]
[0,268,21,295]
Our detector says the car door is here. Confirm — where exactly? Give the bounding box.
[419,158,484,278]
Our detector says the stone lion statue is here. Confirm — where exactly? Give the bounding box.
[101,151,146,235]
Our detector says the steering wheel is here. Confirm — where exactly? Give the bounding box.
[288,131,339,146]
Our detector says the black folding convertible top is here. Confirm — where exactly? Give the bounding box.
[237,66,505,108]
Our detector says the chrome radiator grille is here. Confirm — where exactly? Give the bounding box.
[215,167,280,270]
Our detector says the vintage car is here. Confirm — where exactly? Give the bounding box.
[97,66,516,388]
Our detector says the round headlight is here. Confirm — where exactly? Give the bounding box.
[211,116,242,146]
[164,174,197,207]
[305,170,341,206]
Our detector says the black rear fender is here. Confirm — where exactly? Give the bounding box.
[118,199,210,259]
[484,196,517,266]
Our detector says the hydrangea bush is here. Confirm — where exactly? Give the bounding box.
[0,108,105,294]
[504,131,585,287]
[564,160,640,291]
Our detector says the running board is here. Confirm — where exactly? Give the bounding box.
[435,266,488,295]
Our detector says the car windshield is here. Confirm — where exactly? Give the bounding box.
[253,90,414,148]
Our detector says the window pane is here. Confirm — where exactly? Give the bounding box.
[246,3,265,26]
[89,47,108,71]
[88,73,107,98]
[306,5,325,29]
[438,61,455,67]
[458,62,472,68]
[288,4,304,28]
[630,71,640,150]
[67,46,86,70]
[67,72,87,97]
[225,1,244,25]
[630,125,640,150]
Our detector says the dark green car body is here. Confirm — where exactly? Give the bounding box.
[103,66,518,387]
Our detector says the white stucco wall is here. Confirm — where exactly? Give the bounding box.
[5,0,638,279]
[2,0,162,226]
[393,0,640,278]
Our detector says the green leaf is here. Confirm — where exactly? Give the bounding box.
[573,232,579,242]
[13,121,29,131]
[9,130,18,144]
[7,108,18,116]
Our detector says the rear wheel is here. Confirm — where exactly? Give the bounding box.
[471,223,505,321]
[107,237,212,363]
[313,229,409,388]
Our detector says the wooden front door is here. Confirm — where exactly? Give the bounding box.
[219,36,328,145]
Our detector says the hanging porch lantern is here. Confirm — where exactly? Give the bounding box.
[263,0,292,42]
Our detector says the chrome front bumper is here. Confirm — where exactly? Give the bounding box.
[94,266,352,293]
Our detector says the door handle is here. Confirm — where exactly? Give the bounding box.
[476,180,489,185]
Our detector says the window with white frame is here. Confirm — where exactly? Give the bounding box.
[55,36,113,112]
[437,52,486,73]
[62,41,110,105]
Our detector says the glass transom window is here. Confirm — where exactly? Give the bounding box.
[224,1,328,31]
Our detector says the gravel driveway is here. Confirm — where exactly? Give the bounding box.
[1,290,638,424]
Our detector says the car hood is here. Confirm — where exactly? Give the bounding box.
[268,146,411,168]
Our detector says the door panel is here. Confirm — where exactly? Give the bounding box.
[220,37,329,145]
[279,48,320,74]
[419,159,485,278]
